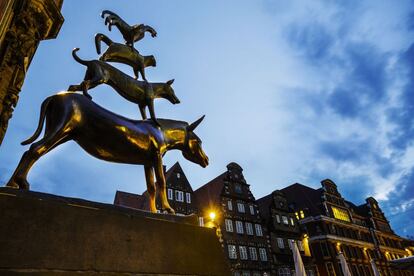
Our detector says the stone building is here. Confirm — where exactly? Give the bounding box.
[0,0,64,145]
[257,190,318,276]
[114,162,199,216]
[281,179,414,276]
[194,162,272,276]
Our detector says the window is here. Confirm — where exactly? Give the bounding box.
[249,205,255,215]
[276,214,281,223]
[246,222,254,235]
[167,189,173,200]
[185,193,191,203]
[228,244,237,259]
[326,262,336,276]
[175,190,184,202]
[236,221,244,234]
[255,224,263,236]
[277,238,285,248]
[278,268,291,276]
[198,217,204,226]
[176,173,181,178]
[239,246,248,260]
[241,272,249,276]
[225,219,234,232]
[288,239,294,249]
[235,183,242,193]
[290,217,295,226]
[227,200,233,211]
[331,206,350,222]
[249,247,258,260]
[237,203,245,213]
[321,242,329,257]
[259,248,267,261]
[282,216,289,225]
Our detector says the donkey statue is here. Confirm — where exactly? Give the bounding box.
[6,92,208,214]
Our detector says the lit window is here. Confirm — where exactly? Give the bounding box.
[237,203,245,213]
[331,206,350,222]
[198,217,204,227]
[249,205,255,215]
[300,210,305,219]
[249,247,258,260]
[236,221,244,234]
[295,212,299,220]
[255,224,263,236]
[282,216,289,225]
[186,193,191,203]
[246,222,254,235]
[177,173,180,178]
[290,218,295,226]
[277,238,285,248]
[276,214,281,223]
[228,200,233,211]
[167,189,173,200]
[259,248,267,261]
[225,219,234,232]
[228,244,237,259]
[239,246,248,260]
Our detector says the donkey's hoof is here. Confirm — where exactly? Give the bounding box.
[165,207,175,214]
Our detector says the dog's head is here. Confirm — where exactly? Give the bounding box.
[164,79,180,104]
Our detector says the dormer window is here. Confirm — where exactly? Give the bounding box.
[177,173,181,178]
[235,183,242,194]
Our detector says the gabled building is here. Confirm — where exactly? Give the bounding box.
[114,162,198,215]
[257,190,317,276]
[282,179,413,276]
[194,162,272,276]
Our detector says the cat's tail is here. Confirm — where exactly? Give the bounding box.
[71,48,88,66]
[95,33,113,55]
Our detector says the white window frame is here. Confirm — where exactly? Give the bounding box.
[225,219,234,232]
[276,214,281,223]
[246,222,254,235]
[255,224,263,236]
[186,192,191,203]
[237,202,245,213]
[282,215,289,225]
[175,190,184,202]
[277,238,285,248]
[288,239,294,249]
[239,246,248,260]
[228,200,233,211]
[198,217,204,227]
[259,248,267,261]
[167,188,173,200]
[236,221,244,234]
[228,244,237,259]
[249,205,255,215]
[290,217,295,226]
[249,247,258,260]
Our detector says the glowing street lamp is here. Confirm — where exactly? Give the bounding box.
[209,211,216,221]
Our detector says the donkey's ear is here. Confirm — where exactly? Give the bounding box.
[187,115,205,132]
[166,79,175,86]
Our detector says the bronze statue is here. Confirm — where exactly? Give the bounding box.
[6,92,208,214]
[95,33,156,81]
[101,10,157,47]
[67,48,179,125]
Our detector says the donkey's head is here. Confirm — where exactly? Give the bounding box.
[163,79,180,104]
[182,115,209,168]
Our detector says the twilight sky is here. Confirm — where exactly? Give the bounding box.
[1,0,414,237]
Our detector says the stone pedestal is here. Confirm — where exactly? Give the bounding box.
[0,187,230,275]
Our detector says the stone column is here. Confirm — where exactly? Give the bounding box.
[0,0,64,146]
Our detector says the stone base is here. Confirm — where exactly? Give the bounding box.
[0,187,230,275]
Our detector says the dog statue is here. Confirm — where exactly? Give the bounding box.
[67,48,179,125]
[6,92,208,213]
[95,33,156,81]
[101,10,157,47]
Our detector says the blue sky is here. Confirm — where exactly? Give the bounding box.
[1,0,414,237]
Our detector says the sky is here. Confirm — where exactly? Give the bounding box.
[1,0,414,237]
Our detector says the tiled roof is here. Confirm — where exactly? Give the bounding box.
[194,172,226,210]
[281,183,324,216]
[114,190,147,210]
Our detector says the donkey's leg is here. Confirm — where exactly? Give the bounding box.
[154,156,175,214]
[6,129,69,190]
[144,165,157,213]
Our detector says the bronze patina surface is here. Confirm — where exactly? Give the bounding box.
[67,48,179,125]
[101,10,157,47]
[6,92,208,214]
[95,33,156,81]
